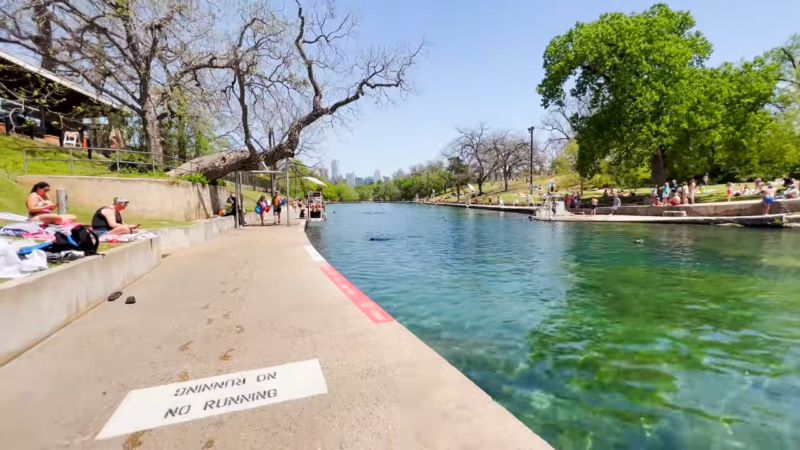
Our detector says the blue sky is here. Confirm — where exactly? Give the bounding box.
[316,0,800,178]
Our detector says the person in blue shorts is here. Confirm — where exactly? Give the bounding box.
[762,182,775,215]
[271,190,283,225]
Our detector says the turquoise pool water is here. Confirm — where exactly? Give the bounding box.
[306,203,800,449]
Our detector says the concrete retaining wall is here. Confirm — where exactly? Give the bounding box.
[0,238,161,367]
[16,175,229,221]
[593,199,800,216]
[433,199,800,218]
[152,216,236,252]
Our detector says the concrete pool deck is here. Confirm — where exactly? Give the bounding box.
[0,218,551,449]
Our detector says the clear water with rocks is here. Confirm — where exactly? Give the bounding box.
[306,203,800,449]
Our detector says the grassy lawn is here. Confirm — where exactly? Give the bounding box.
[0,134,170,178]
[1,134,192,229]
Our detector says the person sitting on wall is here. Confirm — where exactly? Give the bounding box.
[91,197,137,237]
[783,181,798,199]
[225,192,246,226]
[26,181,78,225]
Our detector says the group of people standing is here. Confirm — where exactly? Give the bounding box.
[651,179,698,207]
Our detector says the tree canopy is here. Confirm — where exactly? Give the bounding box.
[537,3,794,184]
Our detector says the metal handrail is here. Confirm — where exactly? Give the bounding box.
[20,146,199,176]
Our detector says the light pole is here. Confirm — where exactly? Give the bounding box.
[527,126,535,195]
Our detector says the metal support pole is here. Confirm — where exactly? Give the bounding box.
[69,148,75,174]
[23,149,28,173]
[56,189,68,215]
[237,171,244,227]
[233,171,240,229]
[286,159,290,227]
[115,149,120,172]
[527,126,535,195]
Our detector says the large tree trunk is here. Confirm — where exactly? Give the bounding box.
[651,147,667,186]
[168,150,259,180]
[32,1,57,72]
[141,97,163,162]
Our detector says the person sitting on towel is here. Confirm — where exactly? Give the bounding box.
[26,181,77,225]
[91,197,137,237]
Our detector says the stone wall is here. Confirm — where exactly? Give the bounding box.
[593,199,800,216]
[0,238,162,367]
[16,175,229,221]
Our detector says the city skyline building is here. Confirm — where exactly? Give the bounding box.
[346,172,356,187]
[331,159,341,180]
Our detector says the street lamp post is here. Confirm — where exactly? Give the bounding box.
[527,126,535,195]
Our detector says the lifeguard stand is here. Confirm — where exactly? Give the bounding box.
[306,190,326,222]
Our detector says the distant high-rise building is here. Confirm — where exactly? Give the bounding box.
[345,172,356,187]
[364,176,374,185]
[373,169,381,181]
[356,177,365,186]
[318,167,329,180]
[383,176,390,182]
[331,160,341,180]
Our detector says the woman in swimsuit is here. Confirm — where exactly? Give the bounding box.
[26,182,77,225]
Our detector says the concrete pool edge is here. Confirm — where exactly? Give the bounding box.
[426,202,799,226]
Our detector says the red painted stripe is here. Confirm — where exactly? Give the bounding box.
[320,264,395,324]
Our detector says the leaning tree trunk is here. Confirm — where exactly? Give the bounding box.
[167,150,259,180]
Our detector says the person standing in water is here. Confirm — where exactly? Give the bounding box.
[271,190,283,225]
[762,182,776,215]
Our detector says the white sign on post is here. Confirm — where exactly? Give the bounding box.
[96,359,328,440]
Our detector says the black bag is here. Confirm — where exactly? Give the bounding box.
[72,225,100,255]
[49,225,99,255]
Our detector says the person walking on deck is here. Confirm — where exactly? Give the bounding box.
[610,194,621,215]
[272,190,283,225]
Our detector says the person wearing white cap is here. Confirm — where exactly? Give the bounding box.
[90,197,137,236]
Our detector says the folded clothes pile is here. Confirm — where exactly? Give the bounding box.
[0,239,48,279]
[99,231,157,243]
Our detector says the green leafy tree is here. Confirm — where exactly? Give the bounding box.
[537,4,781,184]
[446,156,471,200]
